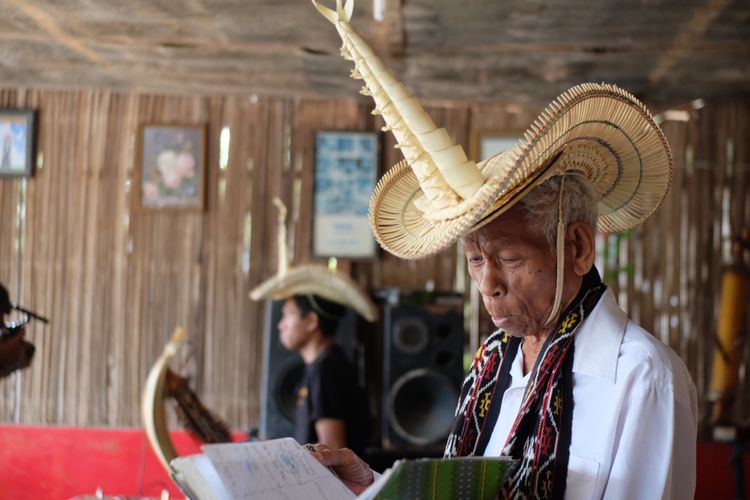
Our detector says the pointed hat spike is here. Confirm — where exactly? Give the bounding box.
[272,197,289,276]
[311,0,352,23]
[311,0,486,210]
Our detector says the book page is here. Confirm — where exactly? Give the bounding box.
[171,454,232,500]
[202,438,355,500]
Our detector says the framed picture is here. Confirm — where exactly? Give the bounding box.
[313,131,379,258]
[0,109,36,178]
[134,124,206,211]
[469,129,522,162]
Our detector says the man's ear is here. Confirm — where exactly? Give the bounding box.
[567,221,596,276]
[304,310,320,333]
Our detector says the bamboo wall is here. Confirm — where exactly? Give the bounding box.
[0,88,747,429]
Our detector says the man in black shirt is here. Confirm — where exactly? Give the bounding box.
[279,294,369,454]
[250,198,378,453]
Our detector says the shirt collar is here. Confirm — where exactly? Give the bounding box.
[572,287,627,382]
[509,346,531,388]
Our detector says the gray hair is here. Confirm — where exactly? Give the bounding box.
[517,175,599,247]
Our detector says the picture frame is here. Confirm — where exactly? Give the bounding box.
[134,124,206,211]
[313,130,380,259]
[0,109,36,178]
[469,129,522,163]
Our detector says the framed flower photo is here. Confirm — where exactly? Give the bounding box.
[134,124,206,211]
[0,109,36,178]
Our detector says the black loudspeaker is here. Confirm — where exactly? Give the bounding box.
[381,294,464,450]
[259,300,360,439]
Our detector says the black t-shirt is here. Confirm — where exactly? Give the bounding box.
[294,343,369,454]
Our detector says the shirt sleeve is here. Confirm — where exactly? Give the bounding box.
[602,367,697,499]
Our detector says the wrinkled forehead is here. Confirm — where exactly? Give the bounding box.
[462,206,528,243]
[461,230,519,249]
[461,206,549,252]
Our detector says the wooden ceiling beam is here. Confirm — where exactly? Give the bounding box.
[5,0,107,66]
[649,0,734,84]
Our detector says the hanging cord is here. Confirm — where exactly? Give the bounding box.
[544,176,566,327]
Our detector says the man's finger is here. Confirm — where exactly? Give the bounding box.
[315,446,352,466]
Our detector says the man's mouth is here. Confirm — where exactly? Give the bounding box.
[491,315,511,328]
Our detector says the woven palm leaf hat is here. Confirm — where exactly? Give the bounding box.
[249,197,378,322]
[312,0,673,262]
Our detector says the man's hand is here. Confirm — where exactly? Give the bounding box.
[307,443,374,494]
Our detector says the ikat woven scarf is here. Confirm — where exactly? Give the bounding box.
[444,269,606,499]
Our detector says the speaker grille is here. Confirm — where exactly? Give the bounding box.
[388,368,459,445]
[393,317,429,354]
[274,360,305,423]
[381,297,464,450]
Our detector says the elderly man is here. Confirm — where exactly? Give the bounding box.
[445,177,697,499]
[313,176,698,499]
[308,1,698,498]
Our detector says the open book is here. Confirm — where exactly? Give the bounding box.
[171,438,514,500]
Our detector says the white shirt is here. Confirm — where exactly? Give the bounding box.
[482,288,698,500]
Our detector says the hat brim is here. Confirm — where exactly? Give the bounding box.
[249,264,379,322]
[369,83,673,259]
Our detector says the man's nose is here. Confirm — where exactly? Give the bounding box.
[477,265,506,297]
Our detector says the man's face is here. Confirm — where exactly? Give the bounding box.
[462,205,558,338]
[278,299,314,351]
